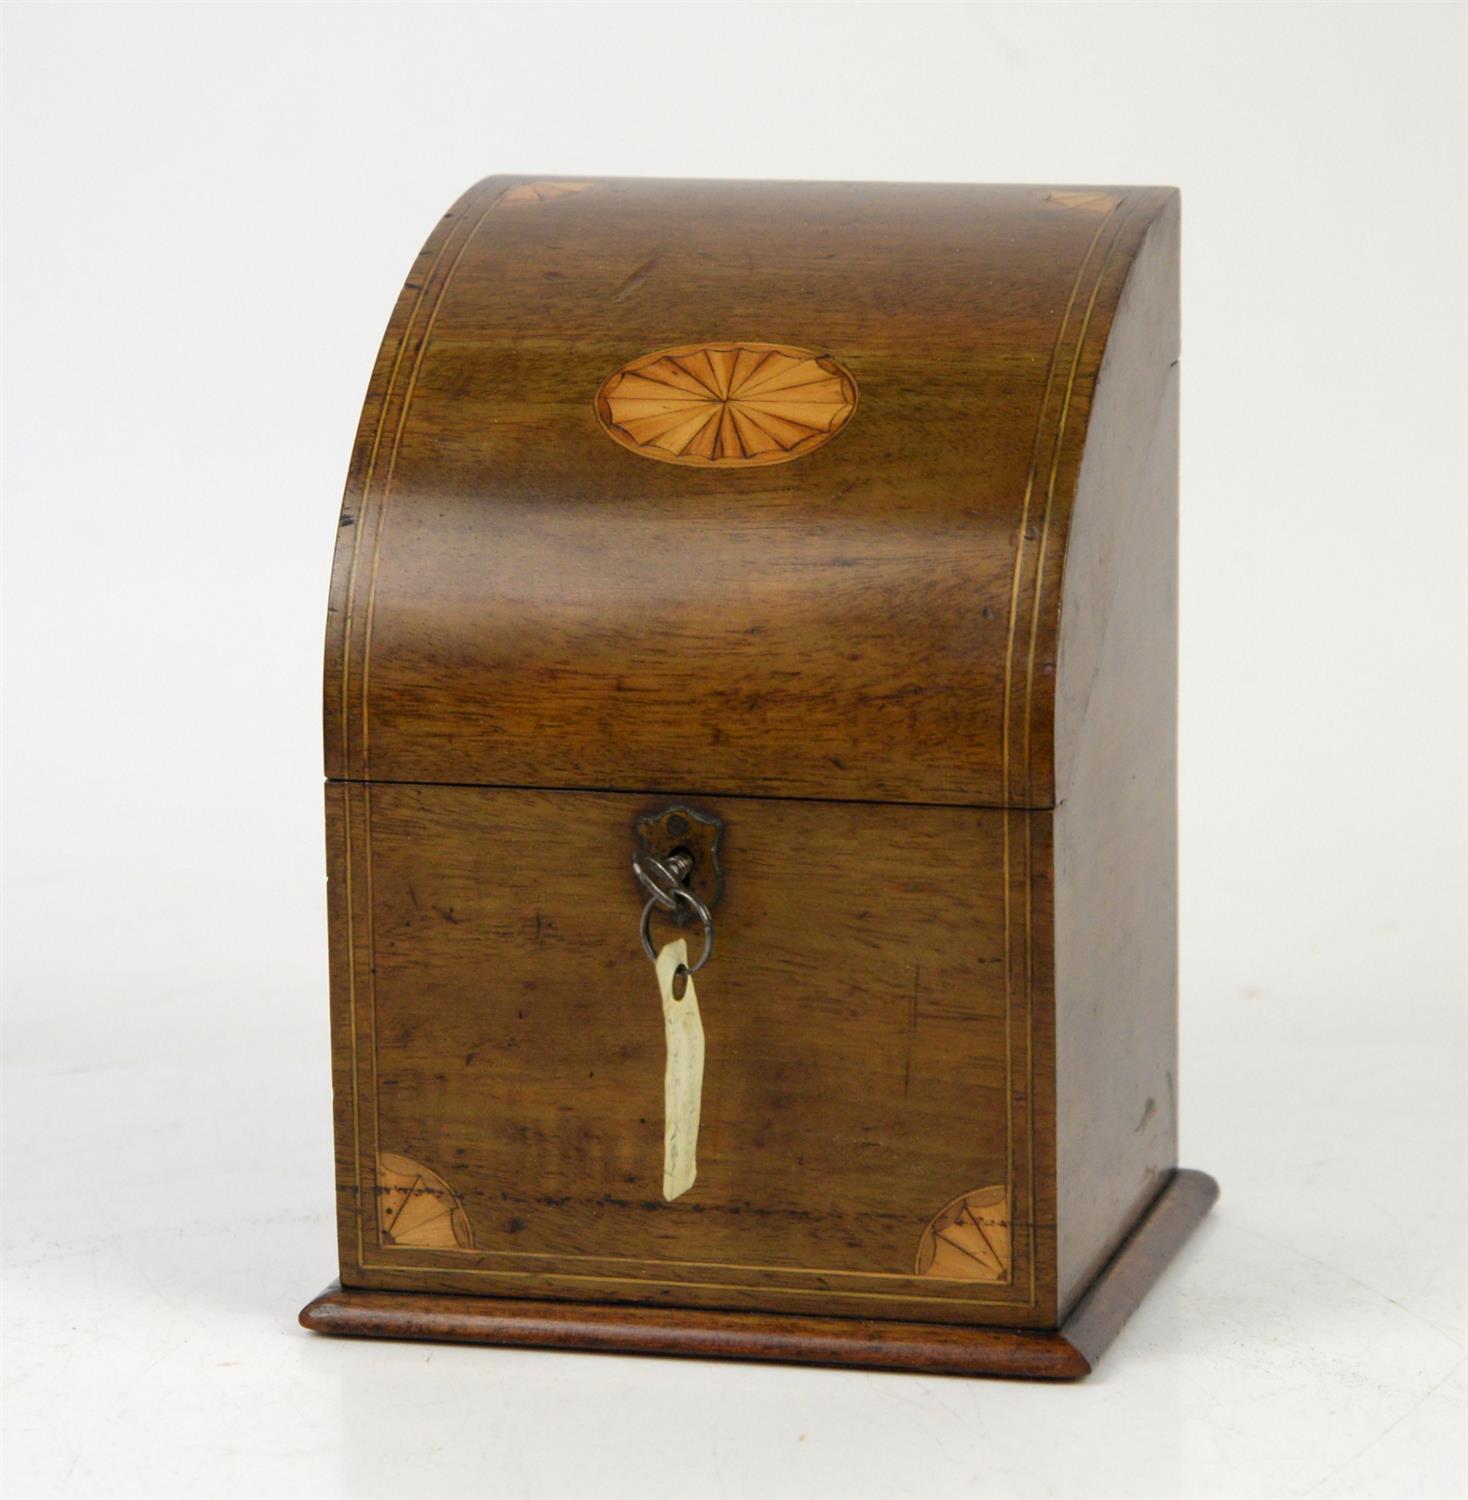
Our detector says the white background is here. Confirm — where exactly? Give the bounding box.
[3,3,1464,1497]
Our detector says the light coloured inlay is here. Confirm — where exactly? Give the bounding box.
[915,1186,1011,1281]
[377,1152,474,1250]
[499,181,591,206]
[595,341,858,467]
[1045,189,1120,213]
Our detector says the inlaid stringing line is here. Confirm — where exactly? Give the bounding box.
[1000,202,1118,807]
[1025,815,1036,1302]
[340,197,479,1253]
[1022,200,1137,794]
[357,182,511,780]
[348,194,1125,1307]
[359,1234,1022,1287]
[359,1257,1037,1309]
[340,783,363,1263]
[354,789,1029,1298]
[355,803,1026,1300]
[336,194,469,775]
[364,780,381,1246]
[344,181,510,1254]
[1003,815,1015,1285]
[999,200,1119,1299]
[1020,203,1136,1304]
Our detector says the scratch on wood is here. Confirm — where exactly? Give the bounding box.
[611,255,659,302]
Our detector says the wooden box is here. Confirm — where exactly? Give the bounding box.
[300,176,1216,1378]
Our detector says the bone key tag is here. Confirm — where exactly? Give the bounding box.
[656,938,705,1201]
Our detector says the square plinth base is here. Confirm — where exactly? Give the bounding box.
[301,1168,1217,1380]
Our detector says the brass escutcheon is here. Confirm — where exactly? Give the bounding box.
[633,804,724,926]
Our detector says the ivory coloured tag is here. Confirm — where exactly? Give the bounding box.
[656,938,705,1201]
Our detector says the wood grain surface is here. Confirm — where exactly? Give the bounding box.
[322,177,1175,806]
[1053,195,1182,1313]
[302,1171,1218,1377]
[327,781,1054,1327]
[314,176,1198,1356]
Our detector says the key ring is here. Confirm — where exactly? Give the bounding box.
[640,887,714,973]
[632,851,689,911]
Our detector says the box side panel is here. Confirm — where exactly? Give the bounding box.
[1054,199,1180,1315]
[326,782,1058,1327]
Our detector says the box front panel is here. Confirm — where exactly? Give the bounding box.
[327,782,1055,1326]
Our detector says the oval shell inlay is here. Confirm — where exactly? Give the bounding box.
[595,342,858,467]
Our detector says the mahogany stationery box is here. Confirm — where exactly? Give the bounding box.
[300,176,1217,1378]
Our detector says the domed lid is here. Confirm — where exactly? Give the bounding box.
[324,176,1176,808]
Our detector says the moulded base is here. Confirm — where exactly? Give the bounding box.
[300,1167,1218,1379]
